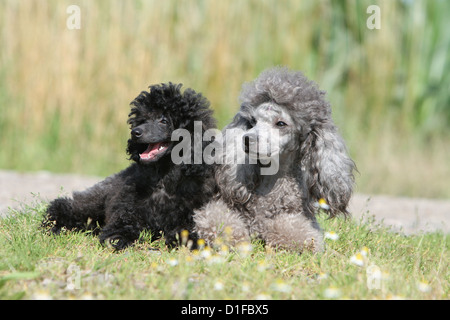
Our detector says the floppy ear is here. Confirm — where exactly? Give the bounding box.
[300,120,355,217]
[216,110,260,205]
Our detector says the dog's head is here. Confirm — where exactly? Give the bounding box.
[238,102,304,166]
[227,67,355,216]
[128,107,174,164]
[127,83,216,165]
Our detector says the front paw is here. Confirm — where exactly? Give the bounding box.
[100,234,132,250]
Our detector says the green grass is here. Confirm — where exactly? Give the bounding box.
[1,200,448,300]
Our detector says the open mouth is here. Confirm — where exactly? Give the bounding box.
[139,142,170,162]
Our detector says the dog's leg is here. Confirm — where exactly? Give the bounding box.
[43,178,116,234]
[256,214,324,253]
[44,191,106,234]
[44,197,81,233]
[194,199,250,247]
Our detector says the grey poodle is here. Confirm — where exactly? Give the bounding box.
[194,67,355,253]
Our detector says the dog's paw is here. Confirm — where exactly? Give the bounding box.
[101,234,132,250]
[259,214,324,253]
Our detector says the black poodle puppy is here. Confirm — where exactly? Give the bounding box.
[43,83,217,250]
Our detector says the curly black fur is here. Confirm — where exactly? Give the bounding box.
[43,83,217,250]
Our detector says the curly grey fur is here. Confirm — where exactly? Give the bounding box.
[194,67,355,253]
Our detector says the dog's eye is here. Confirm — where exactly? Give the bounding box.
[160,118,168,125]
[276,121,288,127]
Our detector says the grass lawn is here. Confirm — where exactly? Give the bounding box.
[0,199,448,300]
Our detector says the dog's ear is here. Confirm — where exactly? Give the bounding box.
[216,110,260,204]
[300,120,355,217]
[225,105,252,130]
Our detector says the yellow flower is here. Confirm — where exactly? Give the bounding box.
[219,244,229,256]
[180,229,189,245]
[224,226,233,236]
[185,255,194,264]
[181,230,189,238]
[197,238,206,250]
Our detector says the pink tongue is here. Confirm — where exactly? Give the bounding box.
[140,143,163,159]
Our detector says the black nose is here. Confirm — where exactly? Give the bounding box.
[131,127,143,138]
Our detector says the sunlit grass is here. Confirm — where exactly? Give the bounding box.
[0,201,447,300]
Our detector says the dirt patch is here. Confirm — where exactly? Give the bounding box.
[0,170,101,215]
[349,193,449,234]
[1,170,448,234]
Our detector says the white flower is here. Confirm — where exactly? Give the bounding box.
[257,260,269,272]
[350,247,370,267]
[207,254,225,265]
[31,290,52,300]
[317,272,328,281]
[236,241,253,257]
[417,280,431,293]
[271,279,292,293]
[200,247,212,259]
[314,198,330,210]
[167,258,179,266]
[386,294,405,300]
[350,253,365,267]
[214,281,224,291]
[255,293,272,300]
[324,231,339,241]
[218,244,229,256]
[323,287,341,299]
[360,246,369,257]
[81,293,94,300]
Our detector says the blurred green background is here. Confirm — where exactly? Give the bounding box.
[0,0,449,198]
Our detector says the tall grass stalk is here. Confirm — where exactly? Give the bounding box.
[0,0,449,197]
